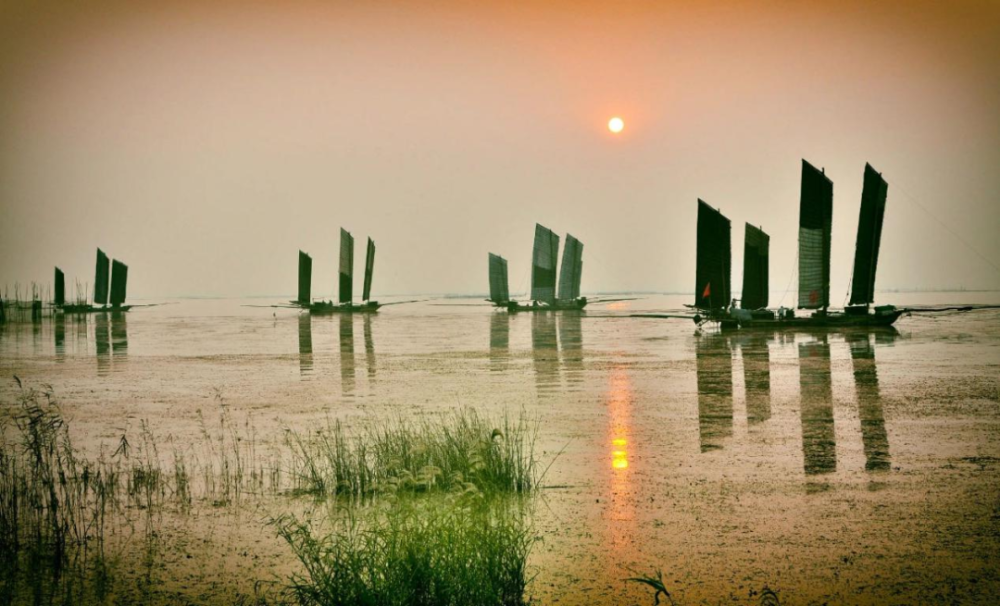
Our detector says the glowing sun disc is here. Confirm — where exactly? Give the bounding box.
[608,117,624,133]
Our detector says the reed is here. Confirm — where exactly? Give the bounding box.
[275,495,534,606]
[283,408,538,500]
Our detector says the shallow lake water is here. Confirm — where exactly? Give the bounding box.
[2,293,999,604]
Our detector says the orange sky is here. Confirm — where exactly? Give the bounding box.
[1,0,998,298]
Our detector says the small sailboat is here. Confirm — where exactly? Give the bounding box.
[694,161,902,329]
[57,248,132,312]
[492,223,587,312]
[299,228,380,314]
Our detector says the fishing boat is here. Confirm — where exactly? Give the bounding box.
[298,228,380,314]
[57,248,132,312]
[490,224,587,312]
[692,161,903,329]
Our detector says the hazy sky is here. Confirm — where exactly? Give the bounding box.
[2,0,999,300]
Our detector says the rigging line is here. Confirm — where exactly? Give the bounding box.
[778,248,798,309]
[892,180,1000,276]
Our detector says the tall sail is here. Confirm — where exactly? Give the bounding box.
[849,163,888,306]
[741,224,769,310]
[797,160,833,309]
[339,228,354,304]
[363,237,375,302]
[109,260,128,307]
[54,267,65,306]
[557,234,584,301]
[694,200,731,310]
[297,251,312,305]
[94,248,110,305]
[488,253,509,303]
[530,223,559,304]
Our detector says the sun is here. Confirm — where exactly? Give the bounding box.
[608,116,624,134]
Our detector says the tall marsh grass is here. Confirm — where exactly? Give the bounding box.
[284,409,538,500]
[276,496,534,606]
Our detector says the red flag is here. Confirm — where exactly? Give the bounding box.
[702,282,711,299]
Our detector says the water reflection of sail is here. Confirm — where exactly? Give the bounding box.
[95,313,110,375]
[111,311,128,360]
[695,334,733,452]
[489,312,510,371]
[736,332,771,424]
[798,337,836,475]
[54,314,66,361]
[531,312,559,391]
[339,314,355,394]
[298,313,313,376]
[363,315,376,378]
[557,312,583,383]
[847,332,890,472]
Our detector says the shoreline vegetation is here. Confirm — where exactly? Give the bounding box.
[0,380,541,605]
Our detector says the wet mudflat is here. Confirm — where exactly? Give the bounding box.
[1,294,998,604]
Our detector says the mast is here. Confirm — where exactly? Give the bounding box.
[363,237,376,302]
[488,253,509,304]
[54,267,65,306]
[94,248,110,306]
[339,228,354,305]
[109,260,128,307]
[797,160,834,310]
[530,223,559,304]
[740,224,769,310]
[557,234,584,301]
[694,200,732,310]
[297,251,312,305]
[849,163,888,306]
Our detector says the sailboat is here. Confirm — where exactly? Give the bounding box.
[298,228,380,314]
[57,248,132,312]
[490,223,587,312]
[693,161,902,329]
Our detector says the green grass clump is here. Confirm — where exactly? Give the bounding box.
[284,409,537,500]
[276,496,534,606]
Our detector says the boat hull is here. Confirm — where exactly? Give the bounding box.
[57,304,132,314]
[698,307,904,330]
[503,298,587,312]
[307,301,381,315]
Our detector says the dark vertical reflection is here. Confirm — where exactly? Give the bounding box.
[363,314,376,379]
[799,336,836,475]
[339,314,355,395]
[111,311,128,364]
[298,313,313,377]
[696,334,734,452]
[95,312,110,376]
[489,312,509,372]
[558,312,584,384]
[847,332,891,472]
[54,314,66,362]
[736,332,772,424]
[531,312,560,392]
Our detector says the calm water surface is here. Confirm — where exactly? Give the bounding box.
[2,293,999,604]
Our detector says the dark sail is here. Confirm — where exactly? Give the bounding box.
[557,234,583,301]
[530,224,559,304]
[488,253,509,303]
[94,248,110,305]
[849,163,888,306]
[694,200,731,310]
[339,228,354,304]
[297,251,312,305]
[797,160,833,309]
[54,267,65,306]
[741,224,769,310]
[363,237,375,302]
[109,260,128,307]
